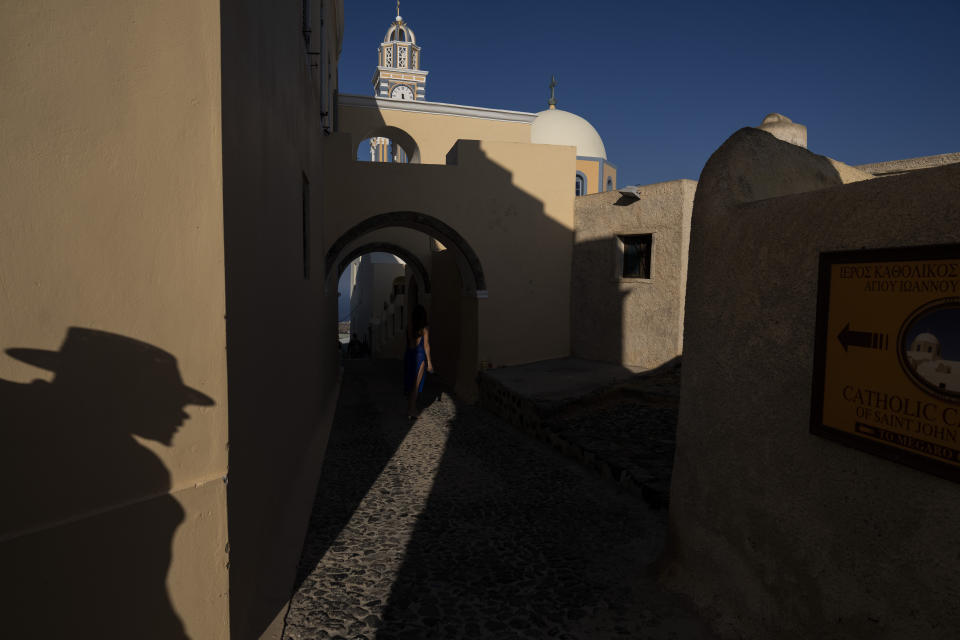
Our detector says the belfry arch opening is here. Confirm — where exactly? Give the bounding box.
[329,212,483,400]
[356,126,421,164]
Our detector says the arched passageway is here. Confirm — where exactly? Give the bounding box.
[325,211,486,295]
[329,213,483,401]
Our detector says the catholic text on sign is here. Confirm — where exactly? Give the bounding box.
[811,245,960,482]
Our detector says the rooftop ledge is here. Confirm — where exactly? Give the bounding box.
[338,93,537,124]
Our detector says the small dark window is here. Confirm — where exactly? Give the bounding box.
[302,173,310,279]
[575,174,585,196]
[302,0,312,48]
[621,234,652,279]
[606,177,614,191]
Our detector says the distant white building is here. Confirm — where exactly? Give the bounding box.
[338,257,361,321]
[349,253,406,352]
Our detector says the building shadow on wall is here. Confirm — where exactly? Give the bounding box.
[0,327,214,638]
[570,236,645,366]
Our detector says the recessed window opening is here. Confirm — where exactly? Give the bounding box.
[302,0,312,48]
[620,234,652,279]
[302,173,311,279]
[606,177,614,191]
[575,174,585,196]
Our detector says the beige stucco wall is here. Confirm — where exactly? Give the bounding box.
[665,128,960,639]
[2,1,346,637]
[339,101,532,165]
[428,247,480,398]
[0,1,229,637]
[220,1,344,638]
[323,134,575,386]
[576,157,600,194]
[572,181,695,368]
[603,163,618,191]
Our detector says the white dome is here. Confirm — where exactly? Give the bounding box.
[912,333,940,347]
[531,108,607,159]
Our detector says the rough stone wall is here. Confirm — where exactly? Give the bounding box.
[664,128,960,639]
[857,152,960,177]
[572,182,695,368]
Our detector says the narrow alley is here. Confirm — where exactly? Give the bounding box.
[282,360,715,640]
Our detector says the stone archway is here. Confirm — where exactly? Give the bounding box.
[325,211,486,295]
[327,213,483,400]
[337,241,431,294]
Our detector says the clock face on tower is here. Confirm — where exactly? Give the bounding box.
[391,85,414,101]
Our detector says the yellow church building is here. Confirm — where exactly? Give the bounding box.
[361,6,616,195]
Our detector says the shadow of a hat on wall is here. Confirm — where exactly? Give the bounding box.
[0,326,215,638]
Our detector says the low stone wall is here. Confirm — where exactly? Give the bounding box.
[478,362,679,508]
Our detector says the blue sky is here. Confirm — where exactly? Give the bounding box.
[338,0,960,186]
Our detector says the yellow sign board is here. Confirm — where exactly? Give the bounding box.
[811,245,960,482]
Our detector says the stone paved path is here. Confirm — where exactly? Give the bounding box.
[282,359,715,640]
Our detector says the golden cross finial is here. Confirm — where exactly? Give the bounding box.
[396,0,401,18]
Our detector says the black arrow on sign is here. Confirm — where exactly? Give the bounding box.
[837,323,888,352]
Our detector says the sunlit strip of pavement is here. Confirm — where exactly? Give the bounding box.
[283,359,717,640]
[283,361,455,639]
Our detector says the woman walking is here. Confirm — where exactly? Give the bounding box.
[404,304,433,419]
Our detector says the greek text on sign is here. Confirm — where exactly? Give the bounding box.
[811,245,960,482]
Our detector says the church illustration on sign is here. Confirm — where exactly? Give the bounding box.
[906,331,960,395]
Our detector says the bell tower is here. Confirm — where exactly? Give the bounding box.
[373,2,428,102]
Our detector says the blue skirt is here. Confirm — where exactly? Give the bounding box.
[404,341,426,394]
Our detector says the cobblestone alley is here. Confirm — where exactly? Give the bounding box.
[282,360,715,640]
